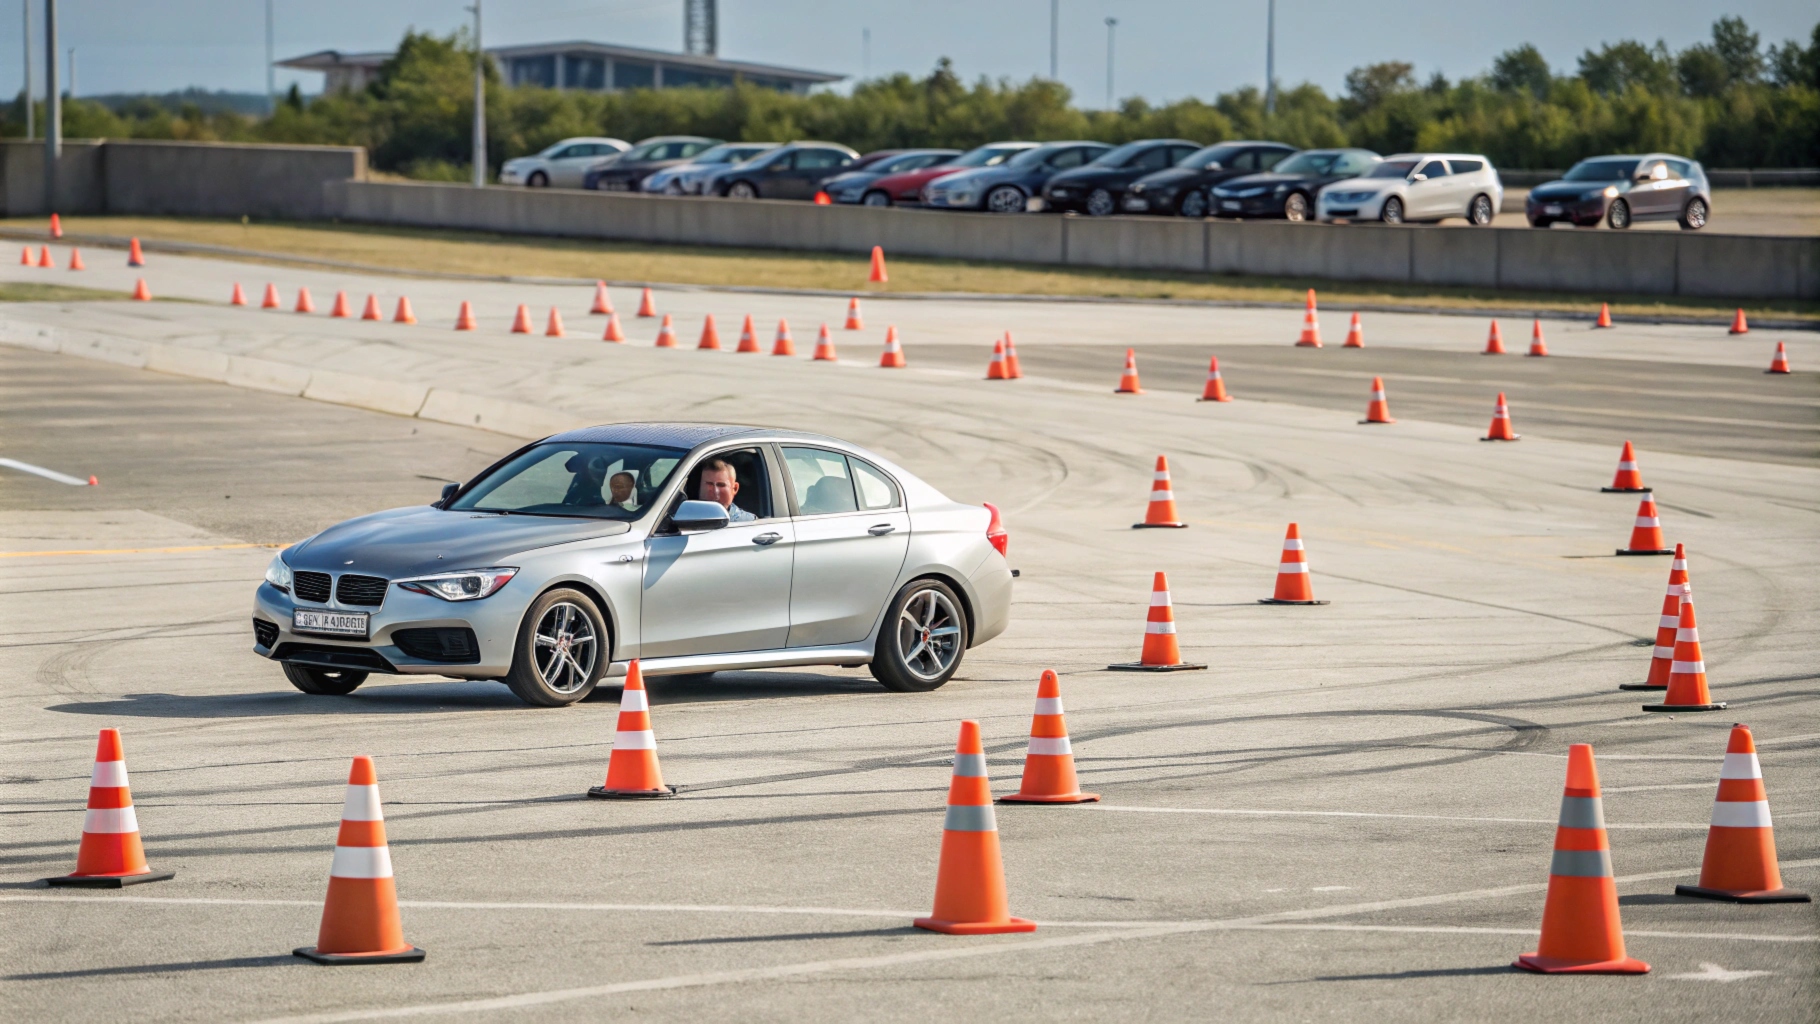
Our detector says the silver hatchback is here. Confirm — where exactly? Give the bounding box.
[252,424,1013,706]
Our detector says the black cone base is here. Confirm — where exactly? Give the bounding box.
[1258,599,1330,605]
[1641,702,1727,713]
[1131,523,1189,529]
[1105,662,1207,672]
[1601,487,1652,493]
[1617,682,1667,691]
[1675,884,1810,903]
[1616,549,1675,556]
[587,785,678,799]
[294,945,425,965]
[45,870,174,888]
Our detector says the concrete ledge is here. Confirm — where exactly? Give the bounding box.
[302,369,429,417]
[225,356,312,396]
[58,332,151,369]
[144,343,231,383]
[418,388,585,439]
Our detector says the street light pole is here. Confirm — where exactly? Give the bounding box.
[1049,0,1058,80]
[265,0,275,113]
[21,0,32,140]
[1103,17,1116,109]
[43,0,57,212]
[470,0,485,188]
[1265,0,1276,116]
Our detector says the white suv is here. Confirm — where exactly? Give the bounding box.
[1317,153,1502,225]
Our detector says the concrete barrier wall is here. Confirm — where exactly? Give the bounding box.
[0,139,364,219]
[0,140,107,215]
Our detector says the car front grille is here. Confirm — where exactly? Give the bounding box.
[293,571,331,603]
[393,627,481,664]
[335,574,389,607]
[252,618,279,648]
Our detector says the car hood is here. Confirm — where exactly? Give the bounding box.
[1214,171,1323,192]
[822,170,883,188]
[1530,180,1613,198]
[1320,177,1393,193]
[1130,167,1199,190]
[1045,166,1138,189]
[596,158,686,177]
[287,505,630,579]
[873,167,962,191]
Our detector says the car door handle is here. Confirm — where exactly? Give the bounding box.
[752,532,782,546]
[867,524,896,536]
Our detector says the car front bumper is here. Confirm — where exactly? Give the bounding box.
[1211,193,1286,217]
[1526,196,1607,225]
[1318,193,1390,221]
[1121,192,1178,214]
[252,581,524,678]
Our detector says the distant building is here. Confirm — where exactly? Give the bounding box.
[278,41,843,97]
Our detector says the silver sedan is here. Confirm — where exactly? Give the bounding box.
[252,424,1013,706]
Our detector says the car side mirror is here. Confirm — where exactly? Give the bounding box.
[1203,161,1222,170]
[1410,173,1428,182]
[439,482,459,505]
[671,499,730,533]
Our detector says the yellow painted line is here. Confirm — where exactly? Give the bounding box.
[0,543,275,558]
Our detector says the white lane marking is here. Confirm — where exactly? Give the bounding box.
[1230,924,1816,944]
[0,457,89,486]
[1669,962,1775,982]
[1087,803,1709,830]
[1310,886,1351,892]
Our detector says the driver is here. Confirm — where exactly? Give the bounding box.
[698,459,756,523]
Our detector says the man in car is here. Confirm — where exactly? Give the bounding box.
[698,459,756,522]
[608,471,639,512]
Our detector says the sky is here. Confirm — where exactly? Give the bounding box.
[6,0,1816,105]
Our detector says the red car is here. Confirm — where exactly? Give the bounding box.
[862,141,1037,206]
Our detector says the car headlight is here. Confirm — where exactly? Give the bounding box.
[1273,184,1289,194]
[1601,186,1618,199]
[264,552,293,593]
[1049,187,1071,197]
[396,567,518,601]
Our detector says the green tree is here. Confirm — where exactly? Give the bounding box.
[1578,40,1675,95]
[1490,45,1551,98]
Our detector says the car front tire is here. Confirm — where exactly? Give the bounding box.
[1468,193,1495,226]
[1283,192,1310,222]
[726,181,759,200]
[869,579,969,693]
[1679,196,1708,230]
[1379,196,1404,224]
[985,185,1026,213]
[862,190,891,207]
[283,664,367,696]
[1606,198,1631,229]
[527,171,549,188]
[504,588,607,707]
[1178,191,1208,218]
[1086,188,1116,216]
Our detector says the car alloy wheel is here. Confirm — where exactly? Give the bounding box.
[1606,198,1631,229]
[527,171,549,188]
[862,191,891,207]
[1178,191,1208,218]
[505,588,606,706]
[727,181,758,200]
[870,579,969,692]
[1469,194,1494,226]
[1379,196,1404,224]
[1086,188,1116,216]
[1283,192,1309,222]
[986,185,1026,213]
[1680,197,1707,230]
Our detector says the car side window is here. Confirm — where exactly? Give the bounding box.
[1447,158,1483,174]
[773,151,799,170]
[680,447,772,521]
[796,149,847,170]
[1416,160,1449,179]
[1048,148,1090,169]
[782,447,859,516]
[1228,151,1258,172]
[1665,159,1692,179]
[549,146,579,160]
[1168,145,1200,165]
[1132,146,1173,171]
[850,459,901,511]
[1258,149,1290,171]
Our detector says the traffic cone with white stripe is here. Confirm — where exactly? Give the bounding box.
[811,324,836,360]
[1642,597,1726,712]
[590,281,612,315]
[293,756,424,964]
[1602,441,1650,492]
[845,296,863,330]
[1360,376,1394,424]
[45,729,174,887]
[1766,342,1790,374]
[1296,289,1321,347]
[1528,320,1549,357]
[510,304,533,334]
[1114,348,1142,393]
[588,660,677,798]
[1343,312,1364,348]
[360,294,382,321]
[1133,455,1186,528]
[1481,392,1520,441]
[773,319,797,356]
[1675,725,1809,903]
[654,314,678,348]
[736,314,761,353]
[1615,497,1673,555]
[1108,572,1206,671]
[985,338,1009,380]
[637,287,657,317]
[1198,355,1231,402]
[698,314,722,350]
[914,720,1035,934]
[1620,544,1687,692]
[1483,320,1506,355]
[1003,332,1023,378]
[1260,523,1328,605]
[330,290,351,318]
[1512,744,1649,974]
[879,326,906,367]
[295,287,316,314]
[999,671,1099,804]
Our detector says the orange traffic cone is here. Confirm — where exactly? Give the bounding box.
[38,245,53,267]
[914,721,1036,934]
[773,319,797,356]
[1003,332,1023,378]
[697,314,722,350]
[588,661,676,798]
[811,324,837,360]
[509,304,533,333]
[590,281,613,315]
[49,212,62,238]
[1342,312,1363,348]
[230,282,248,306]
[1766,342,1791,374]
[131,278,152,301]
[637,287,657,317]
[1108,572,1206,671]
[261,283,281,309]
[68,248,85,270]
[330,290,351,318]
[813,190,832,205]
[845,296,863,330]
[127,237,145,267]
[998,671,1099,804]
[1595,303,1612,328]
[654,314,678,347]
[1621,545,1688,692]
[603,312,625,342]
[1602,441,1649,493]
[1260,523,1328,605]
[454,301,477,331]
[360,294,382,321]
[545,307,565,337]
[1360,376,1395,424]
[1642,597,1727,712]
[19,245,31,264]
[1676,724,1809,903]
[1198,355,1231,402]
[1481,392,1520,441]
[1512,744,1649,974]
[1728,309,1748,335]
[879,325,906,368]
[868,245,888,283]
[45,729,174,887]
[295,287,316,314]
[736,314,760,353]
[1483,320,1506,354]
[394,297,417,325]
[1133,455,1187,529]
[293,756,425,964]
[986,338,1009,380]
[1296,289,1321,347]
[1114,348,1142,393]
[1528,320,1549,357]
[1616,497,1673,556]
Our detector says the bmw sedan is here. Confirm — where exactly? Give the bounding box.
[1208,148,1381,221]
[641,142,779,195]
[252,424,1013,706]
[821,149,961,205]
[1525,154,1710,230]
[923,141,1112,213]
[1040,139,1202,216]
[1122,140,1297,217]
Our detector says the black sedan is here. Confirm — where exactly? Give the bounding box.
[1122,141,1298,217]
[583,136,721,191]
[1208,148,1381,221]
[708,143,860,200]
[1040,139,1202,216]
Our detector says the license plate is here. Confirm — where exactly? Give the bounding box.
[1222,200,1240,210]
[293,608,369,638]
[1124,198,1148,210]
[1544,204,1562,215]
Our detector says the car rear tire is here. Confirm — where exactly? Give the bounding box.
[726,181,759,200]
[1468,193,1495,226]
[664,181,685,195]
[1086,188,1116,216]
[1379,196,1404,224]
[862,190,891,207]
[527,171,549,188]
[1178,191,1208,218]
[504,588,607,707]
[986,186,1026,214]
[1679,196,1708,230]
[1606,199,1631,229]
[869,579,969,693]
[283,664,367,696]
[1283,192,1310,222]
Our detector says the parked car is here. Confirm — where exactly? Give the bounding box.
[583,136,722,191]
[1123,141,1298,217]
[1209,148,1381,221]
[642,142,779,195]
[1040,139,1202,216]
[863,142,1038,206]
[1317,153,1504,225]
[1525,154,1710,230]
[822,149,962,205]
[253,423,1013,706]
[499,137,631,188]
[708,143,860,200]
[923,141,1113,213]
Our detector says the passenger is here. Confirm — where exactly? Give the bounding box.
[698,459,756,523]
[608,471,639,512]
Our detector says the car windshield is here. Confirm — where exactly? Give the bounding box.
[1180,144,1244,169]
[1273,151,1340,175]
[1008,144,1077,167]
[948,144,1032,168]
[1091,141,1157,167]
[1565,159,1641,181]
[450,442,686,520]
[695,144,766,164]
[1367,160,1420,178]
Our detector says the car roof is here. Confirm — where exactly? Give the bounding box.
[633,135,720,144]
[557,137,629,147]
[780,141,860,154]
[543,422,843,450]
[1384,153,1490,161]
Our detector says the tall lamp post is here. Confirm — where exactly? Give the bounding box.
[21,0,32,140]
[1265,0,1276,116]
[43,0,57,212]
[469,0,485,187]
[1103,17,1117,109]
[1049,0,1058,80]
